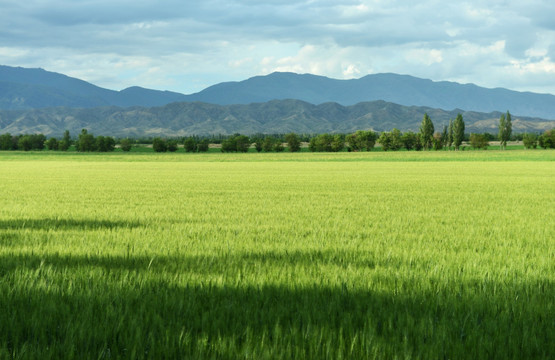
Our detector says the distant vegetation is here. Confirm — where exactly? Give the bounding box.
[1,113,553,153]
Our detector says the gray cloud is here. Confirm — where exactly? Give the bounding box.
[1,0,555,94]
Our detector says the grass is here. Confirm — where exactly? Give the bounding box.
[1,148,553,162]
[0,150,554,359]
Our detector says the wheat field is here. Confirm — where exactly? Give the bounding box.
[0,150,553,359]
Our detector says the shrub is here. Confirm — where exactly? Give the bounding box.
[120,138,133,152]
[197,139,210,152]
[274,141,284,152]
[469,133,489,150]
[522,133,538,149]
[167,140,179,152]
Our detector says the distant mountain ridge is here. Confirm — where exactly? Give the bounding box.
[1,99,553,137]
[0,65,188,109]
[1,65,555,120]
[187,72,555,119]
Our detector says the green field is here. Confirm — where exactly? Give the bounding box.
[0,150,554,359]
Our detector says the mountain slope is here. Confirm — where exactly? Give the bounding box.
[0,65,188,109]
[2,65,555,120]
[185,72,555,119]
[1,100,552,137]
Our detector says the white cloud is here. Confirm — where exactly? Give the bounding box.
[510,58,555,74]
[407,49,444,66]
[342,64,361,78]
[1,0,555,94]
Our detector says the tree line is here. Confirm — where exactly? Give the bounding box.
[0,130,116,152]
[1,112,554,152]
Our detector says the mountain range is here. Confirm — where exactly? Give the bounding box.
[0,65,554,136]
[1,100,552,138]
[0,65,188,109]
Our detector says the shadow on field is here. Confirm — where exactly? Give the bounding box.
[0,251,552,359]
[0,218,142,231]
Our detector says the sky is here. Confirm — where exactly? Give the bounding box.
[2,0,555,95]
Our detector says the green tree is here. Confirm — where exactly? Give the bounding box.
[235,135,251,153]
[498,111,512,150]
[441,125,448,148]
[252,137,263,152]
[522,133,538,149]
[432,132,443,151]
[330,134,345,152]
[95,136,115,152]
[120,138,133,152]
[345,133,358,151]
[308,134,334,152]
[76,129,96,152]
[347,130,377,151]
[390,129,402,151]
[29,134,46,150]
[401,131,418,151]
[262,137,275,152]
[0,133,14,150]
[221,136,237,152]
[45,138,59,151]
[197,139,210,152]
[378,132,391,151]
[308,137,317,152]
[167,140,179,152]
[419,113,434,150]
[538,129,554,149]
[447,119,454,149]
[453,114,465,150]
[379,129,402,151]
[59,130,71,151]
[285,133,301,152]
[274,140,284,152]
[17,135,33,151]
[152,137,168,152]
[221,134,250,153]
[183,137,197,152]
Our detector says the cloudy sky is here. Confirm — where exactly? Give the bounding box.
[2,0,555,95]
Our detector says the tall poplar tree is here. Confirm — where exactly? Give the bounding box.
[59,130,71,151]
[498,111,512,150]
[447,119,454,149]
[419,113,434,150]
[453,113,465,150]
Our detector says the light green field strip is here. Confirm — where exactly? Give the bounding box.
[0,148,554,162]
[0,152,553,359]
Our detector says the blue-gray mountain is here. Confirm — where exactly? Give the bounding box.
[0,65,188,109]
[2,65,555,119]
[189,72,555,120]
[1,100,553,137]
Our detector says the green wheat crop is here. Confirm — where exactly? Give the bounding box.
[0,150,553,359]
